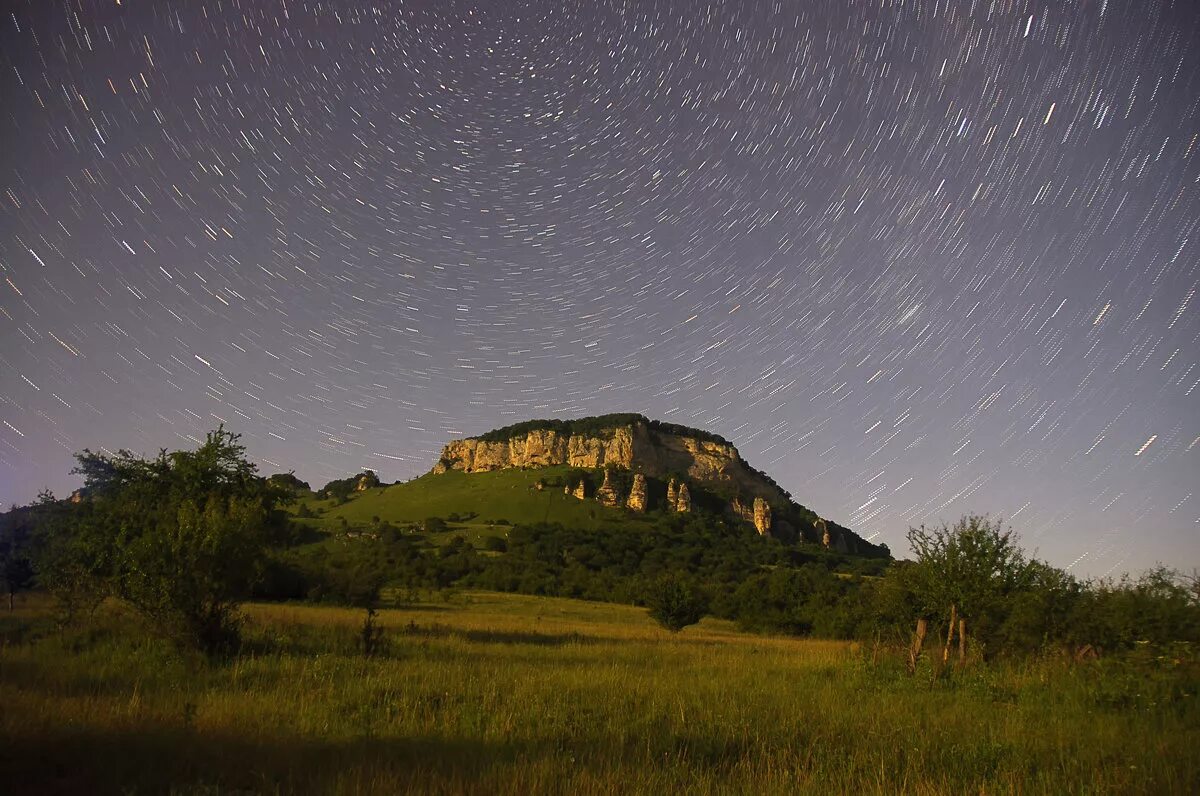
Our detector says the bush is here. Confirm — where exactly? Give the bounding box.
[644,573,707,632]
[483,535,508,552]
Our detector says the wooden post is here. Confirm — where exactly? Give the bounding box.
[909,618,928,672]
[943,604,957,663]
[958,618,967,661]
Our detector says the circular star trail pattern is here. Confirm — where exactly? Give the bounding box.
[2,0,1198,575]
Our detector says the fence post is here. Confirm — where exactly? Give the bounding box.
[943,604,957,663]
[909,618,928,672]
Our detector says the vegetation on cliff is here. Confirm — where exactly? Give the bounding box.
[472,412,736,448]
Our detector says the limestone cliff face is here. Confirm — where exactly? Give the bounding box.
[433,426,639,473]
[675,481,691,513]
[733,496,773,535]
[752,497,772,536]
[432,419,787,506]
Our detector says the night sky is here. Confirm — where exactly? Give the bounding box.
[2,0,1197,576]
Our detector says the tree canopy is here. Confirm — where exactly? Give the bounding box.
[36,428,287,654]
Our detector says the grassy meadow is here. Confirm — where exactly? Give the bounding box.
[2,591,1197,795]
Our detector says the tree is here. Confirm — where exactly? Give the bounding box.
[36,428,285,654]
[644,573,707,632]
[267,472,311,492]
[0,511,35,611]
[905,514,1033,660]
[30,489,111,625]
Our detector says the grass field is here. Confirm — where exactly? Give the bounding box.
[2,591,1197,795]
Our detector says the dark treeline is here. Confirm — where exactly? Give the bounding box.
[263,516,1199,656]
[471,412,735,447]
[3,430,1198,659]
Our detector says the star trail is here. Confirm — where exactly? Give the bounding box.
[1,0,1197,575]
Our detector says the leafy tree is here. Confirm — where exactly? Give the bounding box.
[319,471,380,504]
[30,489,111,624]
[994,560,1083,653]
[644,573,707,632]
[36,428,285,654]
[1069,566,1200,651]
[267,472,310,492]
[905,514,1034,657]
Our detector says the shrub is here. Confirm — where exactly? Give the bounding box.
[644,573,707,632]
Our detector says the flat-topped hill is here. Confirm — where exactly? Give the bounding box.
[428,413,884,556]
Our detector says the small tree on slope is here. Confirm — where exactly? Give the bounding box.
[645,573,708,632]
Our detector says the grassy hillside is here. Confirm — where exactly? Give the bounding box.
[2,592,1196,794]
[297,467,661,536]
[292,462,887,559]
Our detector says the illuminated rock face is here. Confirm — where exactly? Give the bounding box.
[433,426,638,473]
[753,497,772,536]
[595,468,622,507]
[675,481,691,513]
[431,420,782,502]
[432,417,798,527]
[665,477,691,512]
[732,496,772,535]
[626,473,647,512]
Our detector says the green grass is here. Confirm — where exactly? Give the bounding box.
[2,592,1197,794]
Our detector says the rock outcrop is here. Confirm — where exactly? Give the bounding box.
[752,497,772,536]
[566,480,587,500]
[626,473,647,512]
[595,468,622,507]
[434,427,635,474]
[732,495,772,534]
[432,417,785,506]
[675,481,691,513]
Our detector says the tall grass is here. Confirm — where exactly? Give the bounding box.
[1,592,1196,794]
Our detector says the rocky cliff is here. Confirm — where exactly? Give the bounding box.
[433,417,787,506]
